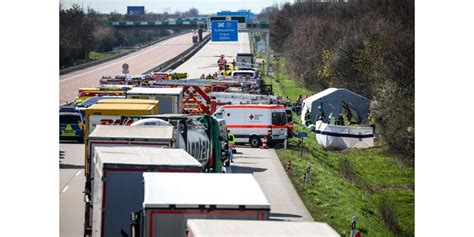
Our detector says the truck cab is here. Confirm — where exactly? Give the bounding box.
[231,70,256,78]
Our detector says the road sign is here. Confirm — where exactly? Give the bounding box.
[257,40,265,53]
[298,132,308,137]
[122,69,129,74]
[211,20,238,42]
[127,6,145,15]
[122,63,129,70]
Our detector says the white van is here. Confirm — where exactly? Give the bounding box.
[213,104,288,147]
[231,70,256,78]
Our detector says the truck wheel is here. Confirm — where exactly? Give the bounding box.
[249,136,261,148]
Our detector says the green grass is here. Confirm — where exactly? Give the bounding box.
[263,58,311,102]
[269,58,414,236]
[88,51,120,61]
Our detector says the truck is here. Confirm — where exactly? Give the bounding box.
[130,173,270,237]
[236,53,255,67]
[126,87,183,114]
[88,146,202,237]
[85,125,175,180]
[213,104,288,148]
[186,220,340,237]
[230,69,257,78]
[73,90,126,105]
[96,99,159,114]
[125,114,225,173]
[83,103,159,176]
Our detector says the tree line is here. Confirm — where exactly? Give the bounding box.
[60,4,200,68]
[262,0,414,159]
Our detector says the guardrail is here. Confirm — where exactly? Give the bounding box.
[59,31,192,75]
[143,34,211,74]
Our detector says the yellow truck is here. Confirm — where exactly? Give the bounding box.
[96,99,159,114]
[83,103,158,177]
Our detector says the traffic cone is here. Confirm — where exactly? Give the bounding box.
[261,136,269,149]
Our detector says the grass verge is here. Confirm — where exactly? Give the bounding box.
[268,57,414,236]
[88,51,121,61]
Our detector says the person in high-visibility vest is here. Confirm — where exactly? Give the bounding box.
[317,105,325,121]
[305,109,312,126]
[337,113,345,125]
[369,113,376,133]
[227,130,235,163]
[217,55,227,70]
[328,113,336,125]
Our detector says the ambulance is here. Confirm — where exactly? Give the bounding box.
[213,104,288,147]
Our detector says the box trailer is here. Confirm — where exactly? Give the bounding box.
[96,99,159,114]
[186,219,340,237]
[85,125,175,179]
[84,103,158,141]
[83,104,159,177]
[126,87,183,114]
[136,173,270,237]
[88,146,202,237]
[213,104,288,147]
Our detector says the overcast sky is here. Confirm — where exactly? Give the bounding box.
[60,0,293,15]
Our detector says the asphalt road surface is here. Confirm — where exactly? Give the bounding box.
[172,32,251,78]
[231,147,314,222]
[59,32,197,105]
[60,142,86,237]
[59,144,314,237]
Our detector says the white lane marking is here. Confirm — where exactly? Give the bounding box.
[60,33,192,83]
[75,170,82,176]
[62,186,70,193]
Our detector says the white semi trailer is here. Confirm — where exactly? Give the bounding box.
[186,219,340,237]
[89,146,202,237]
[131,173,270,237]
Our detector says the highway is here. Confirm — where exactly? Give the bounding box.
[232,148,314,222]
[59,32,196,105]
[60,142,86,236]
[172,32,251,78]
[60,31,314,236]
[59,143,314,236]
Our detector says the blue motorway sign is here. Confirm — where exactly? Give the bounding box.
[127,6,145,15]
[211,20,238,42]
[298,132,308,138]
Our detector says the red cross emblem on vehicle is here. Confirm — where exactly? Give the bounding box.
[249,114,254,120]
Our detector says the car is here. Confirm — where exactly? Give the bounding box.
[60,112,84,142]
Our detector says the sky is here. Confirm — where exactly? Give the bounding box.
[60,0,293,15]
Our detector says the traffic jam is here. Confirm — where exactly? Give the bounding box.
[59,52,341,237]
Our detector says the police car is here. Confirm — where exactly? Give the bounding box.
[60,112,84,142]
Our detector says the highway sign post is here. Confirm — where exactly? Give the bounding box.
[298,132,308,156]
[257,40,266,54]
[268,66,274,76]
[122,63,130,84]
[304,162,311,184]
[211,20,238,42]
